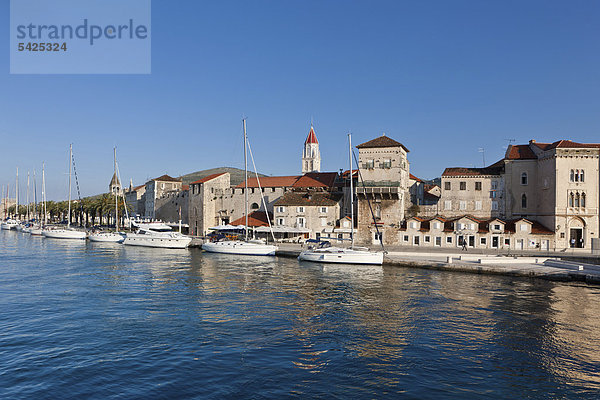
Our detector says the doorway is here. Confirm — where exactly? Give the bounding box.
[570,228,583,248]
[492,236,499,248]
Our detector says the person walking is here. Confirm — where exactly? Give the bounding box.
[461,238,467,251]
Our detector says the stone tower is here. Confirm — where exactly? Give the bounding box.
[302,124,321,174]
[109,172,122,196]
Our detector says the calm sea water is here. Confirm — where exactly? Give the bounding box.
[1,231,599,399]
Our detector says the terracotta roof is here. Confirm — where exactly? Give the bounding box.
[539,140,600,150]
[409,173,422,182]
[182,185,189,191]
[305,126,318,144]
[341,169,358,178]
[274,192,342,207]
[442,164,503,177]
[131,184,145,191]
[293,172,338,188]
[230,211,271,227]
[356,135,409,152]
[235,176,299,189]
[506,145,537,160]
[151,174,181,183]
[191,172,227,185]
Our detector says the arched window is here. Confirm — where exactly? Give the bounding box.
[582,193,586,207]
[569,193,574,207]
[575,170,580,182]
[570,170,575,182]
[581,170,585,182]
[521,194,527,208]
[521,173,528,185]
[574,193,580,207]
[251,202,259,210]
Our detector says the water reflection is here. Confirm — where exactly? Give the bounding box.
[2,230,600,399]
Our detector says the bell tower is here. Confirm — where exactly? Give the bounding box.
[302,124,321,174]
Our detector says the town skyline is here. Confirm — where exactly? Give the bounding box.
[2,1,599,199]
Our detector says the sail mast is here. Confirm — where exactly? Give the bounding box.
[68,144,72,229]
[42,163,47,227]
[26,172,30,222]
[348,133,354,249]
[33,170,37,221]
[243,118,248,242]
[114,147,118,231]
[16,167,19,220]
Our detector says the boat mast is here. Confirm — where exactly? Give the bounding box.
[349,133,354,249]
[16,167,19,220]
[68,144,72,229]
[33,170,37,221]
[42,163,47,227]
[26,172,30,222]
[243,118,248,242]
[1,185,4,219]
[114,147,118,231]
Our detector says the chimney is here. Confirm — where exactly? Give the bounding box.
[529,140,536,144]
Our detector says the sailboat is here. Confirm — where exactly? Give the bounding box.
[42,145,87,240]
[202,119,278,256]
[89,148,126,243]
[298,133,384,265]
[29,164,46,235]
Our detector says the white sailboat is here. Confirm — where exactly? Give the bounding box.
[202,118,278,256]
[89,148,126,243]
[43,145,87,240]
[29,164,46,236]
[1,184,18,230]
[298,133,384,265]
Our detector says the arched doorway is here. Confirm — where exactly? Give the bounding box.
[568,217,586,248]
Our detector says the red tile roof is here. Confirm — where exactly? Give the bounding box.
[151,174,181,183]
[409,173,422,182]
[230,211,271,227]
[506,145,537,160]
[356,135,409,152]
[293,172,337,188]
[182,185,189,191]
[235,176,299,189]
[190,172,227,185]
[305,126,318,144]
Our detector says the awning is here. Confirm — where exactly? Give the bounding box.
[208,224,246,231]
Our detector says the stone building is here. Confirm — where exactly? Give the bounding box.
[155,185,189,224]
[144,175,182,219]
[125,183,146,217]
[355,135,411,246]
[188,173,230,236]
[302,124,321,174]
[273,191,342,240]
[439,161,505,220]
[109,172,122,196]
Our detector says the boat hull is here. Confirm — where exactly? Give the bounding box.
[202,241,277,256]
[298,248,384,265]
[123,234,191,249]
[42,229,87,240]
[89,232,126,243]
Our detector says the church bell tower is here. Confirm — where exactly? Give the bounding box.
[302,124,321,174]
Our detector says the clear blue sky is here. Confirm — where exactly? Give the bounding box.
[1,0,599,200]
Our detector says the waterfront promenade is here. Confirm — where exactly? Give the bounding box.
[271,243,600,285]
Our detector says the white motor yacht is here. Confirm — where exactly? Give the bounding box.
[1,219,19,230]
[124,224,191,249]
[298,241,383,265]
[202,239,277,256]
[89,231,126,243]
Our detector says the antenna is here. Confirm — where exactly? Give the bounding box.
[504,138,516,147]
[478,148,486,167]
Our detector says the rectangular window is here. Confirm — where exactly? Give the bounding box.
[403,235,409,242]
[366,160,375,169]
[475,182,482,191]
[446,236,453,244]
[435,237,441,246]
[433,222,440,230]
[504,238,510,246]
[410,221,417,229]
[459,201,466,210]
[414,236,420,245]
[382,159,391,169]
[297,206,305,213]
[491,201,498,211]
[475,201,482,210]
[276,206,285,213]
[276,218,285,225]
[520,224,528,232]
[319,207,328,213]
[320,218,327,227]
[460,182,466,190]
[444,200,452,210]
[424,236,431,243]
[297,217,306,227]
[491,181,497,190]
[444,182,451,191]
[494,224,501,230]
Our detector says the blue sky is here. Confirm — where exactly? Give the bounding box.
[1,0,599,200]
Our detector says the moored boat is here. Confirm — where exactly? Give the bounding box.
[124,223,191,249]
